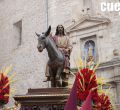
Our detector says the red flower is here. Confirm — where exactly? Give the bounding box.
[95,93,111,110]
[0,73,10,105]
[76,68,98,101]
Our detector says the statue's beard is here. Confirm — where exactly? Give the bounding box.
[58,30,63,35]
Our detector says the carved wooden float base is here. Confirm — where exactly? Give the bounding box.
[14,88,70,110]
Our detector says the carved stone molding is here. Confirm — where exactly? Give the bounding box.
[66,15,111,34]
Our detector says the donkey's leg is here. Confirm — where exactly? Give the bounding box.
[56,67,63,87]
[56,79,61,87]
[56,66,63,80]
[61,72,69,87]
[51,77,56,87]
[49,67,56,87]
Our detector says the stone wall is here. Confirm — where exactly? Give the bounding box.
[0,0,49,106]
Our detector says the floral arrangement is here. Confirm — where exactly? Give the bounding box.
[74,57,114,110]
[0,65,16,108]
[0,73,10,106]
[76,68,98,101]
[95,93,112,110]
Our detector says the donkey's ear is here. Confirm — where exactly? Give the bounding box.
[45,25,51,37]
[35,32,41,37]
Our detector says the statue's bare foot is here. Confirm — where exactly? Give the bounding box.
[43,77,50,82]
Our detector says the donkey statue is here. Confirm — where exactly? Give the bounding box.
[36,26,65,87]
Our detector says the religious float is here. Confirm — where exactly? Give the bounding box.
[13,26,114,110]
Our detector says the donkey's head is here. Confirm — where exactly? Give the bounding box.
[36,26,51,52]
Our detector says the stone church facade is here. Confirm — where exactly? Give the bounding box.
[0,0,120,108]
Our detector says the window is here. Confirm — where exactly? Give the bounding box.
[84,40,95,60]
[13,20,22,47]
